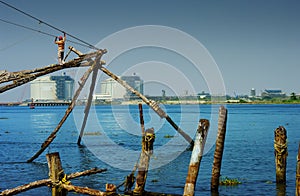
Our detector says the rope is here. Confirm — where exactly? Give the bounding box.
[0,0,100,50]
[117,153,142,192]
[274,140,287,156]
[0,17,94,49]
[149,100,167,118]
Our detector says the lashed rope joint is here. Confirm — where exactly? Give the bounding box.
[149,100,167,118]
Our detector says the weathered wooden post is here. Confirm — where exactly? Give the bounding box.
[183,119,210,196]
[139,103,145,135]
[211,106,228,192]
[106,183,117,194]
[274,126,288,184]
[133,128,155,195]
[46,152,67,196]
[296,143,300,196]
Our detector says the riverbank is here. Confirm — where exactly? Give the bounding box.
[1,98,300,107]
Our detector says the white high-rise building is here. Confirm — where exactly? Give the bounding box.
[30,75,74,101]
[94,78,126,101]
[250,88,256,97]
[30,76,57,100]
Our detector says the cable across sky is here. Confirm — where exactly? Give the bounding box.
[0,17,96,48]
[0,0,100,50]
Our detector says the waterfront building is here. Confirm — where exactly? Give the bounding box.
[50,75,74,100]
[94,78,126,101]
[94,75,144,101]
[261,89,286,99]
[197,91,211,99]
[120,75,144,100]
[250,88,256,97]
[30,75,74,101]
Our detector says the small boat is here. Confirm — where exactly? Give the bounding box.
[29,98,35,109]
[29,103,35,109]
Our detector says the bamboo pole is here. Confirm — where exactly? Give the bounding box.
[67,168,107,179]
[139,103,145,135]
[0,51,101,93]
[211,106,228,192]
[46,152,67,196]
[0,168,107,195]
[0,179,51,195]
[69,47,194,146]
[60,184,106,196]
[274,126,288,184]
[77,61,102,145]
[67,46,104,146]
[296,143,300,196]
[183,119,210,196]
[27,53,103,162]
[101,65,193,145]
[133,128,155,195]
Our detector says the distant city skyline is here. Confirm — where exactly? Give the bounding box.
[26,73,298,103]
[1,0,299,102]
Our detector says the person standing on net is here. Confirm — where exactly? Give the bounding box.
[54,33,66,65]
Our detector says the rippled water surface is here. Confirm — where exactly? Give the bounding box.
[0,104,299,195]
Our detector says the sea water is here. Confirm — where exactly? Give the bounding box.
[0,104,299,195]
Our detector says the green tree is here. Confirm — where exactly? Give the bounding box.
[290,92,297,100]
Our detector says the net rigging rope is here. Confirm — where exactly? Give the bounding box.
[0,18,93,48]
[0,0,100,50]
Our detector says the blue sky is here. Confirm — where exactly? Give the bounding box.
[0,0,299,102]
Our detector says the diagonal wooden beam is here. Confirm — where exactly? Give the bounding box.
[70,47,194,145]
[27,52,104,162]
[0,50,102,93]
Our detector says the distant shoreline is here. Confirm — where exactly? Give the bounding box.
[1,99,300,106]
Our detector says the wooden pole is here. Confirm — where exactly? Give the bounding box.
[183,119,210,196]
[69,47,194,146]
[274,126,288,184]
[27,54,103,162]
[296,143,300,196]
[46,152,67,196]
[100,66,193,145]
[71,46,104,146]
[77,61,102,145]
[133,128,155,195]
[139,103,145,136]
[0,168,107,195]
[60,184,106,196]
[211,106,228,192]
[0,51,101,93]
[0,179,51,195]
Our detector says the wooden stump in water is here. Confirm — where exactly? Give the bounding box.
[133,128,155,195]
[183,119,210,196]
[296,143,300,196]
[274,126,288,184]
[46,152,67,196]
[211,106,228,192]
